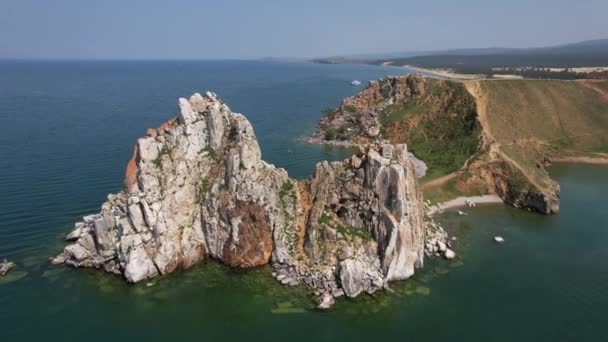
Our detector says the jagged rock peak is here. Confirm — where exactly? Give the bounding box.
[52,92,281,282]
[52,92,437,307]
[308,74,428,143]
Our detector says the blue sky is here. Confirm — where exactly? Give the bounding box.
[1,0,606,59]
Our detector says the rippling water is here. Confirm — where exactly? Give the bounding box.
[0,60,414,258]
[0,61,606,341]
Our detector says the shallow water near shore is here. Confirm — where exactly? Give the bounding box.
[1,61,607,341]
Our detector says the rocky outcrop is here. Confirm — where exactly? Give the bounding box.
[279,143,429,299]
[308,74,428,143]
[500,178,560,214]
[474,152,561,214]
[515,189,560,214]
[0,258,14,276]
[52,92,436,306]
[310,74,562,215]
[52,92,295,283]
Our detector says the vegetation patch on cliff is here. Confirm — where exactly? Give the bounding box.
[337,225,372,241]
[381,78,481,179]
[313,75,608,213]
[311,75,481,181]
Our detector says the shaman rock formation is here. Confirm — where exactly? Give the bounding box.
[52,92,440,304]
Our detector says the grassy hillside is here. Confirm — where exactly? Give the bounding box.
[424,78,608,212]
[314,75,608,213]
[479,79,608,154]
[381,78,481,179]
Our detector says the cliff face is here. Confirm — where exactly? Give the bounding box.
[310,74,427,143]
[52,92,292,282]
[52,92,434,305]
[311,74,561,214]
[289,143,427,298]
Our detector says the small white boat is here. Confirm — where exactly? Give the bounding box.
[351,80,362,86]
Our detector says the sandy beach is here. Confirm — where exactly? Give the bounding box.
[402,65,529,80]
[402,65,482,79]
[428,194,504,215]
[553,156,608,164]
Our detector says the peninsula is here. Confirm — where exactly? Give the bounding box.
[308,74,608,213]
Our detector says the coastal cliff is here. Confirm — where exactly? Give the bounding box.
[52,92,446,306]
[309,74,562,214]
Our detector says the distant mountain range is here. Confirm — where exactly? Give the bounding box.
[313,39,608,78]
[315,39,608,62]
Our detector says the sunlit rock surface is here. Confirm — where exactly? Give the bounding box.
[52,92,434,304]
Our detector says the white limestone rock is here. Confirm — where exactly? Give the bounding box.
[437,241,447,253]
[444,248,456,260]
[0,259,15,276]
[317,293,336,309]
[52,92,432,307]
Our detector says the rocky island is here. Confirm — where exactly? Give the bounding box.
[309,74,608,214]
[52,92,450,307]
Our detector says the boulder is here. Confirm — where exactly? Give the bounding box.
[351,155,363,169]
[65,222,84,241]
[436,241,447,253]
[0,259,15,276]
[367,126,380,137]
[339,259,368,297]
[444,249,456,260]
[317,293,335,309]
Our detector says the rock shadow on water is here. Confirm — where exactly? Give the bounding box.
[41,266,71,284]
[0,268,28,285]
[415,285,431,296]
[271,301,307,314]
[58,258,318,314]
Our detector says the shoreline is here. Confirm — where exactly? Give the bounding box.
[428,194,504,216]
[300,136,429,177]
[425,158,607,217]
[552,156,608,165]
[300,135,360,147]
[401,65,482,79]
[401,65,529,80]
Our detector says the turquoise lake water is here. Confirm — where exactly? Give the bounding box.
[1,61,606,341]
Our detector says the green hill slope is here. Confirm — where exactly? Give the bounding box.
[310,75,608,214]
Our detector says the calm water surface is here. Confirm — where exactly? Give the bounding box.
[0,61,606,341]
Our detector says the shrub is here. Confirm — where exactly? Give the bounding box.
[324,128,337,140]
[318,212,331,224]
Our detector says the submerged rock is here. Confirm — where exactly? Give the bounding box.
[52,92,435,307]
[317,293,335,310]
[0,259,15,276]
[444,249,456,260]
